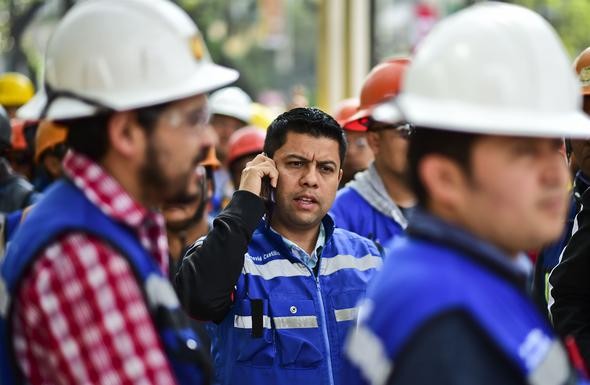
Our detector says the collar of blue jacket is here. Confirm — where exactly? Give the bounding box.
[404,208,528,288]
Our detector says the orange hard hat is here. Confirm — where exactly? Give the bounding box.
[344,58,410,131]
[35,120,68,163]
[332,98,360,127]
[574,47,590,96]
[200,146,221,170]
[227,126,266,166]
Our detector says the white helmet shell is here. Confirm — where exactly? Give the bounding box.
[382,2,590,138]
[209,87,253,124]
[18,0,238,120]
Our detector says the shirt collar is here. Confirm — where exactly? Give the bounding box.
[269,223,326,270]
[63,150,150,227]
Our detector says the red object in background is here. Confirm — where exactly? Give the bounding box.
[565,336,590,379]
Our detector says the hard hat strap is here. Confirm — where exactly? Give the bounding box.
[40,82,113,119]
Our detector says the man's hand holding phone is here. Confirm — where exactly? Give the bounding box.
[238,153,278,201]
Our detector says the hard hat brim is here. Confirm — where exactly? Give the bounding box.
[18,63,239,121]
[373,96,590,139]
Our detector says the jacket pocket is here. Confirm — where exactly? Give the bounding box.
[269,298,324,368]
[234,299,275,366]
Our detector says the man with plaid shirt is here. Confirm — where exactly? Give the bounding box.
[0,1,238,384]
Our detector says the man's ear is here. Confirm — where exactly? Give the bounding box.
[366,131,380,156]
[338,168,343,184]
[419,154,469,210]
[107,111,144,158]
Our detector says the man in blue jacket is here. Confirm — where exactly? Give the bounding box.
[175,107,382,385]
[330,59,415,246]
[344,3,590,385]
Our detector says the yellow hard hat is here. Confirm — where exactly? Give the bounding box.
[35,120,68,163]
[0,72,34,107]
[250,103,275,130]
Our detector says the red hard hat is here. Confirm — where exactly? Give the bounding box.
[344,58,410,131]
[227,126,266,166]
[574,47,590,96]
[332,98,360,127]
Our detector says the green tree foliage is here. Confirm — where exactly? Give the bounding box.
[511,0,590,58]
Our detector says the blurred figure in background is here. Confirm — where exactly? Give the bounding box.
[208,86,252,214]
[0,106,39,213]
[164,146,219,279]
[330,59,415,246]
[226,126,266,189]
[548,46,590,369]
[332,98,374,188]
[33,120,68,190]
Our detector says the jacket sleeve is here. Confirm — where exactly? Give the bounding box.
[174,190,265,322]
[549,186,590,368]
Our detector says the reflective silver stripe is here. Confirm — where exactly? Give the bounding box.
[320,254,382,276]
[335,307,359,322]
[345,324,392,385]
[528,341,570,385]
[273,315,318,329]
[243,257,311,280]
[0,276,9,318]
[234,315,272,329]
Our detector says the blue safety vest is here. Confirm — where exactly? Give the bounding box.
[208,215,382,385]
[344,211,584,385]
[0,180,208,385]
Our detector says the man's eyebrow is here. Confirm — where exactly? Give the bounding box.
[317,160,338,168]
[284,154,311,161]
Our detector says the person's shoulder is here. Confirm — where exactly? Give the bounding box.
[332,227,380,253]
[333,186,364,205]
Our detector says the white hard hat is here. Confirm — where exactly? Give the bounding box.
[209,87,253,123]
[18,0,239,121]
[375,2,590,139]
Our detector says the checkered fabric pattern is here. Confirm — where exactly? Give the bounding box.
[12,151,177,385]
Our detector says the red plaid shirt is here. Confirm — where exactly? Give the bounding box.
[12,151,178,385]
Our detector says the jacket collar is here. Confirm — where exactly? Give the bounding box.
[258,214,336,259]
[407,208,528,288]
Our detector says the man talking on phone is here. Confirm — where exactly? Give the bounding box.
[175,107,382,385]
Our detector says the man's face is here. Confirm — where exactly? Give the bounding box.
[271,132,342,232]
[140,94,212,205]
[369,124,409,180]
[570,96,590,176]
[452,136,569,254]
[210,114,246,160]
[342,131,373,183]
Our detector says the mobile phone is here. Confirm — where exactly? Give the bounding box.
[261,176,275,203]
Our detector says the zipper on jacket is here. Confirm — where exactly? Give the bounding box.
[311,265,335,385]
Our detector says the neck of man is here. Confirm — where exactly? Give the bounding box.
[270,219,321,256]
[427,202,520,259]
[374,160,415,208]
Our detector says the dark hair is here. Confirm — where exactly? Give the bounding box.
[408,127,481,206]
[62,102,170,162]
[263,107,347,165]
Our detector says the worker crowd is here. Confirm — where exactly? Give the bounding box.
[2,0,590,384]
